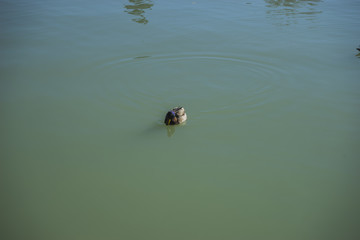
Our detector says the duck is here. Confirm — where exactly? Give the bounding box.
[164,107,187,125]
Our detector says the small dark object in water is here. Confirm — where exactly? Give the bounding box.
[164,107,187,125]
[357,47,360,51]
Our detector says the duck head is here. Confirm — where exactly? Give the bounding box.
[164,111,177,125]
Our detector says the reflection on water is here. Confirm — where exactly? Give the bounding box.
[265,0,322,25]
[124,0,153,24]
[166,126,176,137]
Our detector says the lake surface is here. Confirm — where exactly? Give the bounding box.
[1,0,360,239]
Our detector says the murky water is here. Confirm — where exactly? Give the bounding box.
[1,0,360,239]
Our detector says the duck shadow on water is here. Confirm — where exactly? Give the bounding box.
[141,121,186,138]
[124,0,153,24]
[166,124,188,137]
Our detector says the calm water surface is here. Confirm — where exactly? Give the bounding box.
[1,0,360,239]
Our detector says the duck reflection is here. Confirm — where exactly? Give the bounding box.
[265,0,322,25]
[166,125,176,137]
[124,0,153,24]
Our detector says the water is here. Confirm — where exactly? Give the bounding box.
[1,0,360,239]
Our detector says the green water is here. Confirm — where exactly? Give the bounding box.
[1,0,360,239]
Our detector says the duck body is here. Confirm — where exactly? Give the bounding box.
[164,107,187,125]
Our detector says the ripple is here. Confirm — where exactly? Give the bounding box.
[87,52,293,123]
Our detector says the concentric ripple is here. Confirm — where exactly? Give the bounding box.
[86,52,294,124]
